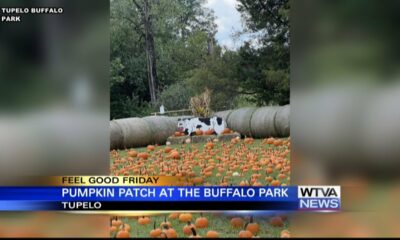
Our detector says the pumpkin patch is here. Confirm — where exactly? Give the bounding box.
[110,137,290,237]
[110,213,289,238]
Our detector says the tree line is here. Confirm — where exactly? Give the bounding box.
[111,0,289,119]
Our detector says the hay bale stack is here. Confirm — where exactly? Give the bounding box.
[226,107,257,137]
[250,106,279,138]
[110,116,178,150]
[116,118,151,149]
[110,120,123,150]
[110,105,290,149]
[143,116,176,145]
[213,110,233,121]
[213,105,290,138]
[275,105,290,137]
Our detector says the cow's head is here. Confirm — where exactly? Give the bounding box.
[177,118,188,132]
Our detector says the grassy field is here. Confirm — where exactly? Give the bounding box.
[110,137,291,238]
[110,138,290,186]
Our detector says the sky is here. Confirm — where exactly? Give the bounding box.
[204,0,249,50]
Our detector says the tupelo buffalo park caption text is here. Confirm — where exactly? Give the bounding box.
[1,7,63,22]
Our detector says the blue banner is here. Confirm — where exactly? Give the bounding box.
[0,186,341,211]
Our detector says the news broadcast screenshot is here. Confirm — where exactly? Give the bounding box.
[1,0,400,238]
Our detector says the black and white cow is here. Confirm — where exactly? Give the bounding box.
[177,117,226,136]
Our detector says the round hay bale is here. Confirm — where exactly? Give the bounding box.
[116,118,152,148]
[274,105,290,137]
[250,107,279,138]
[226,107,257,137]
[213,110,233,121]
[143,116,177,145]
[110,120,123,150]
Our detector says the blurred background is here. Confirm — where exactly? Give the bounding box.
[0,0,109,237]
[1,0,400,237]
[291,0,400,237]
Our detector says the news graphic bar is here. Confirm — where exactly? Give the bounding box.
[0,177,341,212]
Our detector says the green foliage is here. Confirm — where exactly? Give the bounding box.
[110,0,218,119]
[110,0,290,119]
[186,49,240,111]
[110,57,125,87]
[157,82,195,111]
[236,0,290,105]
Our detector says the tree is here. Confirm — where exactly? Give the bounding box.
[130,0,159,104]
[236,0,290,105]
[110,0,217,118]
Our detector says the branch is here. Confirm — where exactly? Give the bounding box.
[257,0,286,26]
[132,0,144,15]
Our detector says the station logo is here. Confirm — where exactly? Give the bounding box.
[298,186,341,211]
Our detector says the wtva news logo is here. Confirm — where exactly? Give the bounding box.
[298,186,341,211]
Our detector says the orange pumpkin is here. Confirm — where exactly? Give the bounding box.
[205,129,214,135]
[238,230,253,238]
[231,217,244,228]
[164,146,172,153]
[183,222,196,236]
[266,137,274,144]
[112,218,122,227]
[150,222,162,238]
[195,214,208,228]
[270,180,280,186]
[168,212,179,220]
[206,142,214,149]
[222,128,231,134]
[278,173,286,179]
[195,129,203,135]
[280,230,290,238]
[163,226,177,238]
[270,216,284,227]
[179,213,193,222]
[206,230,219,238]
[192,177,204,185]
[110,226,117,233]
[116,230,130,238]
[169,150,180,160]
[265,176,273,183]
[138,216,151,225]
[160,216,172,228]
[127,150,138,157]
[147,145,155,151]
[246,217,260,235]
[138,152,149,159]
[174,131,182,137]
[273,139,282,146]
